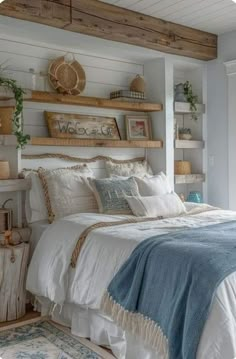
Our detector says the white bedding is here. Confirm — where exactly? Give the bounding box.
[27,204,236,359]
[29,220,49,258]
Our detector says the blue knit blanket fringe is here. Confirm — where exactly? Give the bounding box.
[101,221,236,359]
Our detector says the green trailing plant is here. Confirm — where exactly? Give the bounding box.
[183,81,198,121]
[0,67,30,148]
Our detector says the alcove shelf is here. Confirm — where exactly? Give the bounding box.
[0,89,163,113]
[175,140,205,149]
[174,174,205,184]
[30,137,163,148]
[174,102,205,114]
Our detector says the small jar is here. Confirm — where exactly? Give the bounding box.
[187,191,203,203]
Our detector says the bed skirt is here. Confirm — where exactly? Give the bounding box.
[35,296,160,359]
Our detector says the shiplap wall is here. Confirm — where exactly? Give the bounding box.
[0,36,144,142]
[0,35,147,222]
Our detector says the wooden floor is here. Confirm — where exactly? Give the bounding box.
[0,304,40,328]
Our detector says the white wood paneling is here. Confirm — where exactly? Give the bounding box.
[0,35,144,142]
[0,34,147,226]
[101,0,236,34]
[225,60,236,210]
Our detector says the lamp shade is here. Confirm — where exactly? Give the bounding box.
[0,161,10,179]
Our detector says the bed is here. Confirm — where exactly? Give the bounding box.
[24,154,236,359]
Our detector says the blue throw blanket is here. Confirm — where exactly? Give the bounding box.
[101,221,236,359]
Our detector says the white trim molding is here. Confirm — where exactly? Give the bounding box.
[225,60,236,209]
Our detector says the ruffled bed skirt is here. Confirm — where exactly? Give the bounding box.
[35,297,160,359]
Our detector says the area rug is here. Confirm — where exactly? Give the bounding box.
[0,318,113,358]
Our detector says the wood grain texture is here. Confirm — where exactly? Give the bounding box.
[28,91,163,112]
[174,174,205,184]
[66,0,217,61]
[1,0,71,28]
[175,140,205,149]
[0,243,29,322]
[0,179,31,192]
[174,102,205,114]
[30,137,163,148]
[0,0,217,61]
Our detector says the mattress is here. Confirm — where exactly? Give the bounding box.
[27,204,236,358]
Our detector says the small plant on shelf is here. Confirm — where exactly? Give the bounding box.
[178,127,192,140]
[183,81,198,121]
[0,65,30,149]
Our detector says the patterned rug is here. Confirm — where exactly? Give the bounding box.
[0,318,112,359]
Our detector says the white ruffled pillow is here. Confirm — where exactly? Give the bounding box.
[133,172,172,196]
[106,160,153,177]
[126,192,186,218]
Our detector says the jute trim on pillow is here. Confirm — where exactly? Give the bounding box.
[38,167,55,223]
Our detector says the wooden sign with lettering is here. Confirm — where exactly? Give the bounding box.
[45,111,121,140]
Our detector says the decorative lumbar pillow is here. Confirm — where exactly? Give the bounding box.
[38,164,98,223]
[126,192,186,218]
[106,159,153,177]
[22,170,48,223]
[134,172,172,196]
[89,177,139,214]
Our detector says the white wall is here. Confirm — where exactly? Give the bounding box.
[207,31,236,209]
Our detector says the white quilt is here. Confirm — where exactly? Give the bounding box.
[27,204,236,358]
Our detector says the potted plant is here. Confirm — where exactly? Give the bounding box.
[0,65,30,148]
[178,127,192,140]
[175,81,199,120]
[183,81,198,121]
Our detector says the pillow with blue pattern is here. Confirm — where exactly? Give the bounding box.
[89,177,139,214]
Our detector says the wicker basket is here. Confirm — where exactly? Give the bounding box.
[0,161,10,179]
[48,55,86,95]
[174,160,191,175]
[0,107,14,134]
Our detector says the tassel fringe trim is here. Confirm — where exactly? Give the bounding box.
[101,291,169,359]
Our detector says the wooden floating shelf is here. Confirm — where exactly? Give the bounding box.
[0,179,31,192]
[174,102,205,114]
[175,174,205,184]
[175,140,204,149]
[23,91,163,112]
[30,137,163,148]
[0,89,162,112]
[0,87,31,101]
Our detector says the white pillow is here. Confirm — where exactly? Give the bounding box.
[106,160,153,177]
[126,192,186,218]
[38,164,98,223]
[134,172,172,196]
[23,170,48,223]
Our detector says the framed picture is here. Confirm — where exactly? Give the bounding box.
[125,115,152,140]
[45,111,121,140]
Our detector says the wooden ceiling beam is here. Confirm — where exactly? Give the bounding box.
[0,0,71,28]
[0,0,217,61]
